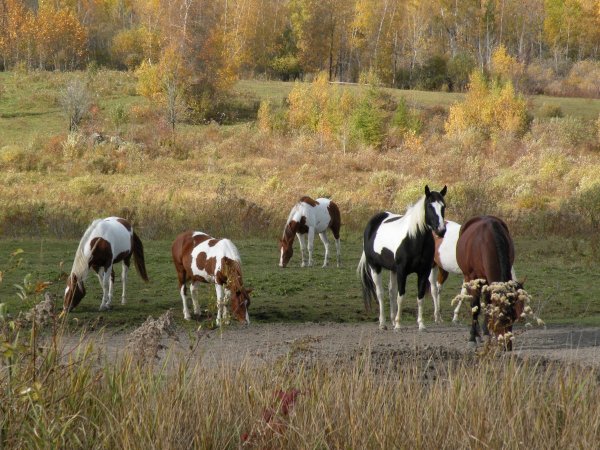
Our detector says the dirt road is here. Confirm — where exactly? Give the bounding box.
[70,322,600,369]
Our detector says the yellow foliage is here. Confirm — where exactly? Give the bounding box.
[491,45,524,85]
[257,100,271,133]
[135,60,162,99]
[445,71,529,139]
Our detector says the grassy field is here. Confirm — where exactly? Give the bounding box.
[2,72,600,146]
[235,79,600,119]
[1,234,599,329]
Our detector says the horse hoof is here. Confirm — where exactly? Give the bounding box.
[467,341,477,350]
[99,305,110,312]
[452,319,460,325]
[379,324,388,331]
[184,315,192,321]
[393,325,401,332]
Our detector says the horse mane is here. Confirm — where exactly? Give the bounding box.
[221,243,244,291]
[70,219,102,279]
[404,196,427,238]
[283,203,301,237]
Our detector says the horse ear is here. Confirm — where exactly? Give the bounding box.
[245,287,254,295]
[424,185,431,197]
[440,185,447,196]
[517,276,527,287]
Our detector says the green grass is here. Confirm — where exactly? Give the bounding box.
[1,235,599,329]
[236,79,600,118]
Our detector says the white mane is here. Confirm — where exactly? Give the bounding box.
[221,239,242,263]
[283,203,302,234]
[404,195,427,238]
[70,219,102,279]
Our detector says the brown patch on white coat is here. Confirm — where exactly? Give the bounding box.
[63,217,149,313]
[171,231,251,324]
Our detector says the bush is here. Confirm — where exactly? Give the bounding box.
[391,97,422,136]
[538,103,563,118]
[350,90,385,147]
[445,71,529,139]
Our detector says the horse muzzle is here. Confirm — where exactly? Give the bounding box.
[434,226,446,238]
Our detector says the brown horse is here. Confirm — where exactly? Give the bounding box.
[456,216,524,350]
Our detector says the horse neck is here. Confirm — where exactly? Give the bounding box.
[70,221,102,281]
[283,222,297,244]
[223,258,243,291]
[405,196,427,238]
[70,249,91,282]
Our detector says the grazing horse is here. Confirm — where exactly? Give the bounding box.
[171,231,252,324]
[456,215,523,349]
[63,217,149,312]
[358,185,447,330]
[279,197,341,268]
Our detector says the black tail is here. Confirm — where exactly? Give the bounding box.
[132,232,149,282]
[357,251,376,312]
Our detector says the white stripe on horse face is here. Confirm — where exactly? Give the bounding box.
[431,201,445,233]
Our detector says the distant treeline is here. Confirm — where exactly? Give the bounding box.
[1,0,600,96]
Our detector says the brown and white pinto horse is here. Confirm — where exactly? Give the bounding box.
[171,231,251,324]
[456,215,524,350]
[279,197,341,268]
[63,217,149,312]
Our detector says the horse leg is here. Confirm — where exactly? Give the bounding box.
[429,267,440,323]
[215,284,228,326]
[178,272,191,321]
[468,291,481,348]
[318,232,330,267]
[307,227,315,267]
[335,237,341,268]
[388,272,398,324]
[394,272,406,331]
[190,282,201,317]
[452,286,466,324]
[120,262,129,305]
[416,271,429,331]
[370,268,386,329]
[99,267,112,311]
[297,233,307,267]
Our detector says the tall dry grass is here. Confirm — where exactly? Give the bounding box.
[1,316,599,449]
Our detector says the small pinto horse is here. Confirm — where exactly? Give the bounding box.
[279,197,341,268]
[358,185,447,330]
[171,231,252,324]
[63,217,149,312]
[456,215,524,349]
[428,220,462,323]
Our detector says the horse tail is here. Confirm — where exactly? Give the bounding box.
[490,219,512,282]
[132,232,149,282]
[357,251,376,312]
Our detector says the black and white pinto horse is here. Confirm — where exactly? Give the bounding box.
[358,186,447,330]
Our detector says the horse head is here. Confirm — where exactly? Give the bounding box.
[424,185,447,237]
[230,287,252,324]
[279,237,293,268]
[64,273,86,312]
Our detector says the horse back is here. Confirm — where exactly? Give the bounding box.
[86,218,133,266]
[457,216,514,282]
